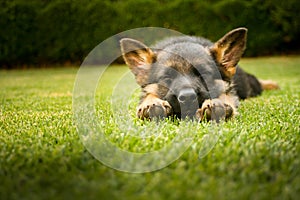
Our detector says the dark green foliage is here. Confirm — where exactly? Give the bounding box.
[0,0,299,67]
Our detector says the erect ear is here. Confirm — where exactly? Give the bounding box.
[120,38,156,86]
[210,28,247,79]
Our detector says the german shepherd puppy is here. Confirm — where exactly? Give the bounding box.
[120,28,278,122]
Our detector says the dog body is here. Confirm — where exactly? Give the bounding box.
[120,28,278,121]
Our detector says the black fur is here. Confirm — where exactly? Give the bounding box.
[120,28,264,121]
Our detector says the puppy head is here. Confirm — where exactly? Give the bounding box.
[120,28,247,118]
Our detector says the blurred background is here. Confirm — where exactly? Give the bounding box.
[1,0,299,68]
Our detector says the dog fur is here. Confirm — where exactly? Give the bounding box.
[120,28,279,122]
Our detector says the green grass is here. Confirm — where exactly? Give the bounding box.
[1,56,300,200]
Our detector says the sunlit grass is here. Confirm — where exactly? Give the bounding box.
[0,56,299,200]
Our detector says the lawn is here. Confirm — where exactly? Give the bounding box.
[0,56,299,200]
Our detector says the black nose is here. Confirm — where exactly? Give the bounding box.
[178,88,197,103]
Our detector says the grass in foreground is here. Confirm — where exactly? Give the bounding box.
[0,56,300,200]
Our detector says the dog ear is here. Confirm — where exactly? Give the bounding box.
[210,28,247,79]
[120,38,156,86]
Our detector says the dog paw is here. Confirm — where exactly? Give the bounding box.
[196,99,228,122]
[137,97,172,120]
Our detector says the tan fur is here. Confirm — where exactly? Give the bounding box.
[137,93,171,119]
[196,94,238,122]
[120,39,156,86]
[218,93,239,116]
[143,84,159,95]
[210,28,247,79]
[259,80,280,90]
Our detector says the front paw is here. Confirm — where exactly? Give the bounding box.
[196,99,230,122]
[137,97,172,120]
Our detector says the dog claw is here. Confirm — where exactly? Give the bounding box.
[196,99,226,122]
[137,98,172,120]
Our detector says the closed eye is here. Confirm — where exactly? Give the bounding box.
[160,76,172,85]
[192,66,212,78]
